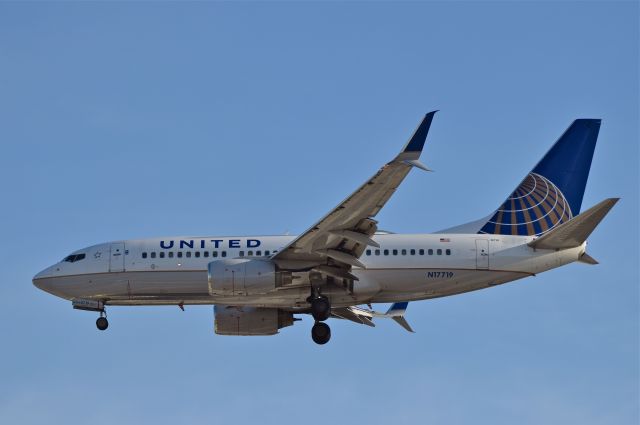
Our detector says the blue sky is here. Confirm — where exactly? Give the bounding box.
[0,2,637,424]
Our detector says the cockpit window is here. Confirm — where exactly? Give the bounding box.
[63,253,86,263]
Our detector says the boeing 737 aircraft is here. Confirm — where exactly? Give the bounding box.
[33,112,618,344]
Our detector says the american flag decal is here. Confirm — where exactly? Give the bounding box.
[439,238,450,242]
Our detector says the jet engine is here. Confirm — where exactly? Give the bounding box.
[214,306,294,336]
[208,258,290,296]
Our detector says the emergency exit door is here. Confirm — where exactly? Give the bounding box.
[109,242,125,272]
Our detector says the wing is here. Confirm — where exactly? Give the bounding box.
[331,302,415,332]
[272,112,437,275]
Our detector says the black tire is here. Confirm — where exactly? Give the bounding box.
[311,322,331,345]
[96,317,109,331]
[311,296,331,321]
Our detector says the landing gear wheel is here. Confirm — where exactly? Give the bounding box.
[311,296,331,321]
[311,322,331,345]
[96,316,109,331]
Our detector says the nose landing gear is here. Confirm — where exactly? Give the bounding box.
[71,299,109,331]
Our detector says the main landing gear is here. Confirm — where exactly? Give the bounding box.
[96,310,108,331]
[311,322,331,345]
[310,295,331,321]
[308,293,332,345]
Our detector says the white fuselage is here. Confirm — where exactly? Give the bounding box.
[33,233,585,309]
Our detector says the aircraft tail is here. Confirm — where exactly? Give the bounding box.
[528,198,619,250]
[478,119,602,237]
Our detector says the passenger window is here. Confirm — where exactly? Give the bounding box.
[212,251,218,258]
[177,252,183,258]
[195,252,200,258]
[392,249,398,255]
[150,252,156,258]
[446,249,451,255]
[248,251,253,256]
[221,251,227,257]
[437,249,442,255]
[375,249,380,256]
[265,250,270,256]
[401,249,406,255]
[169,252,174,258]
[366,249,371,256]
[204,251,209,257]
[384,249,389,256]
[186,252,191,258]
[159,252,165,258]
[428,249,433,255]
[239,251,245,257]
[410,249,416,255]
[142,252,147,259]
[419,249,424,255]
[256,250,262,256]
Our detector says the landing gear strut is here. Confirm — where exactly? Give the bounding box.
[96,311,108,331]
[310,295,331,322]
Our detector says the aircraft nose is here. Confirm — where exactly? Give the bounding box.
[33,267,55,293]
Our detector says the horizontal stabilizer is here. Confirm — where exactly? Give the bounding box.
[578,252,599,265]
[528,198,619,250]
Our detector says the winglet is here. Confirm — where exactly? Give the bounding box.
[386,302,409,315]
[400,111,438,157]
[337,303,415,333]
[386,302,415,333]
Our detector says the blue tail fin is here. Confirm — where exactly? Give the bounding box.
[479,119,601,236]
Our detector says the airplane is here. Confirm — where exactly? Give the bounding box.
[33,112,619,344]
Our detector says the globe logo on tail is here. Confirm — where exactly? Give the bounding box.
[479,173,573,236]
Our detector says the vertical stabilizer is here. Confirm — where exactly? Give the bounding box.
[478,119,601,236]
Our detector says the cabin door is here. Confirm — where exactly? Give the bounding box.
[109,242,126,272]
[475,240,489,269]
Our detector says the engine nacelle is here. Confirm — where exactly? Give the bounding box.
[214,306,294,336]
[208,258,279,296]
